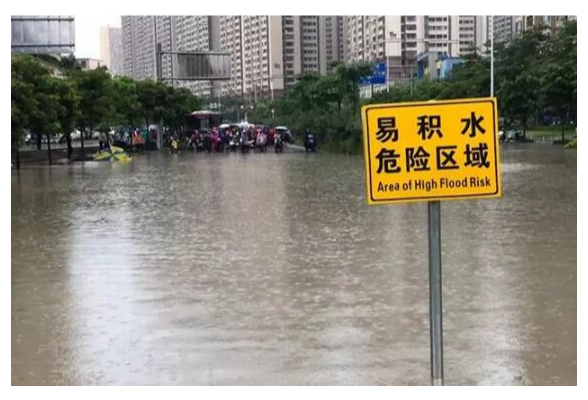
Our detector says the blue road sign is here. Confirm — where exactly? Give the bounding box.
[359,62,387,85]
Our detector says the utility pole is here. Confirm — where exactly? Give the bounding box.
[490,15,494,97]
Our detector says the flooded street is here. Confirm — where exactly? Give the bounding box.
[11,144,576,385]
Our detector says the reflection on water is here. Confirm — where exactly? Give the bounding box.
[12,144,576,385]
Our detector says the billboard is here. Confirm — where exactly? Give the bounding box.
[11,16,75,55]
[359,62,387,86]
[172,51,231,81]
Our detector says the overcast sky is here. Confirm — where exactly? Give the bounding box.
[74,15,121,59]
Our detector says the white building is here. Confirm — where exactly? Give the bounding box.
[78,58,105,70]
[219,16,285,100]
[281,16,345,90]
[513,15,575,38]
[345,16,489,83]
[170,16,216,97]
[121,15,348,99]
[100,25,123,76]
[121,16,216,97]
[122,16,157,81]
[492,16,515,43]
[319,16,345,75]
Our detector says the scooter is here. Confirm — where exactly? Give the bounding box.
[274,135,284,153]
[240,136,254,153]
[304,134,316,152]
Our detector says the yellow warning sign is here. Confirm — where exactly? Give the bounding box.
[362,98,501,205]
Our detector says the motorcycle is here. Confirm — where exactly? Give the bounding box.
[274,135,284,153]
[304,134,316,152]
[256,133,267,153]
[202,132,212,153]
[188,131,204,151]
[228,133,239,152]
[211,133,224,152]
[170,137,180,153]
[240,135,254,153]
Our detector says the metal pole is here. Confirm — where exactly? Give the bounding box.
[490,15,494,97]
[169,16,174,89]
[411,63,415,95]
[428,200,444,386]
[156,42,164,150]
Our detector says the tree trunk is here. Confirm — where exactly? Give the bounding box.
[522,118,527,141]
[15,149,20,170]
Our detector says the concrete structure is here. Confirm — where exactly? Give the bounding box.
[416,53,465,79]
[100,27,111,69]
[170,16,217,97]
[280,16,344,90]
[121,16,217,97]
[493,15,576,43]
[515,15,575,35]
[100,26,123,76]
[121,15,346,99]
[319,16,345,74]
[218,16,285,100]
[345,16,488,85]
[122,16,157,80]
[218,16,244,98]
[78,58,104,70]
[11,15,75,55]
[492,16,515,43]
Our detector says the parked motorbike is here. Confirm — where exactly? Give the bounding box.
[304,134,316,152]
[274,135,284,153]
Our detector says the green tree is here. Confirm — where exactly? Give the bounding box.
[136,79,169,127]
[438,54,490,99]
[54,79,79,137]
[248,101,275,124]
[495,28,545,138]
[73,67,113,147]
[539,20,577,142]
[332,62,373,108]
[110,77,141,127]
[11,63,37,151]
[265,62,372,148]
[164,86,201,133]
[11,55,79,166]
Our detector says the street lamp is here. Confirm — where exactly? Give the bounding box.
[490,15,494,97]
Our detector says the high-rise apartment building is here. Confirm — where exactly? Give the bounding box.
[100,26,123,76]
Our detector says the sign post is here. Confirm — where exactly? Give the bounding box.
[428,200,443,386]
[361,98,501,385]
[359,62,387,93]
